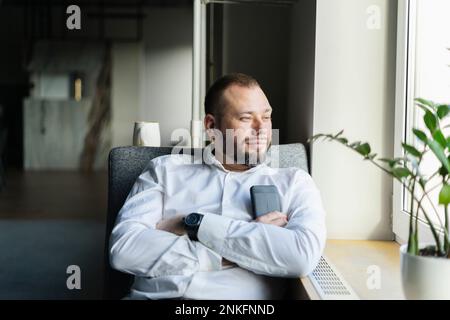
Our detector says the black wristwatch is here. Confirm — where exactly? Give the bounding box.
[183,213,204,241]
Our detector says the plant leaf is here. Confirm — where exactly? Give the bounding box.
[413,129,427,143]
[334,130,344,138]
[439,184,450,205]
[378,158,395,167]
[355,143,371,156]
[424,110,437,134]
[308,134,324,143]
[379,157,404,168]
[427,139,450,174]
[437,104,450,119]
[393,167,411,179]
[402,143,421,158]
[337,138,348,144]
[415,102,433,115]
[432,129,447,149]
[416,98,436,110]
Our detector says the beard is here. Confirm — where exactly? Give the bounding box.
[228,137,271,167]
[212,128,272,167]
[243,147,270,167]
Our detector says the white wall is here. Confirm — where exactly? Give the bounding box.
[312,0,397,240]
[141,7,193,147]
[110,7,193,148]
[111,42,143,148]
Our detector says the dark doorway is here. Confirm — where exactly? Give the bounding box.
[0,6,29,171]
[0,84,28,170]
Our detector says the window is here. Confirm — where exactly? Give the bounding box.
[32,72,86,101]
[37,73,70,100]
[394,0,450,243]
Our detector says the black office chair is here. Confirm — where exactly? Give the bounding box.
[103,144,309,299]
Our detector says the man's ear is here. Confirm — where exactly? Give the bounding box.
[204,114,217,140]
[204,114,215,129]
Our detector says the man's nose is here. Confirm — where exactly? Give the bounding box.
[251,116,264,131]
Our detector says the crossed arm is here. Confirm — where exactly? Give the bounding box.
[109,161,326,279]
[156,211,288,268]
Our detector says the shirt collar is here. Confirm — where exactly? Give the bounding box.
[203,143,272,174]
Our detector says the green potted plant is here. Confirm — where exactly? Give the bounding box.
[309,98,450,299]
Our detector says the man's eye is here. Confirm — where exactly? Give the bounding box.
[240,117,251,121]
[263,116,272,120]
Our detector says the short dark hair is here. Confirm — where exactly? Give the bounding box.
[204,73,260,119]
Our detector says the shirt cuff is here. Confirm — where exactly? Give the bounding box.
[194,242,223,272]
[197,213,233,256]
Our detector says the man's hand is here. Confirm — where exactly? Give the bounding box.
[156,214,186,236]
[255,211,288,227]
[220,212,288,269]
[156,211,287,269]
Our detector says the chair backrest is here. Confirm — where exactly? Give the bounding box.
[104,144,309,299]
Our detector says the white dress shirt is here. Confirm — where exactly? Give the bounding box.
[109,144,326,300]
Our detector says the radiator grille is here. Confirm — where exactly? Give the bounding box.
[309,256,359,299]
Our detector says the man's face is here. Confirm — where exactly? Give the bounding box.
[216,85,273,165]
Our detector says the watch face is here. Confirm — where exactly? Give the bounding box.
[185,213,200,226]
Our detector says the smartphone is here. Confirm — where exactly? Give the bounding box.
[250,185,282,218]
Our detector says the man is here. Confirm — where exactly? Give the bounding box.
[109,73,326,299]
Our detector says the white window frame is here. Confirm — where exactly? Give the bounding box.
[393,0,444,244]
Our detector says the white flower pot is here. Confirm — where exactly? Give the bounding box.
[400,244,450,300]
